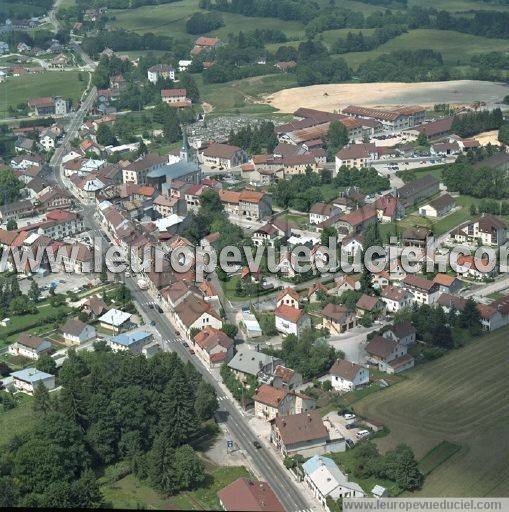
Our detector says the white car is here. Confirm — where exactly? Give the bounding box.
[344,413,356,420]
[356,430,370,439]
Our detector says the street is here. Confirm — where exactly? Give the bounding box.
[50,103,315,510]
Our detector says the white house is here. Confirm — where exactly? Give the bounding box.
[147,64,175,84]
[8,334,52,360]
[302,455,365,508]
[61,318,96,345]
[380,285,413,313]
[274,305,311,336]
[326,359,369,392]
[98,309,132,332]
[173,294,222,338]
[11,368,56,395]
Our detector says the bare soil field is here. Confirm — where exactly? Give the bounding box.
[473,130,501,146]
[264,80,509,113]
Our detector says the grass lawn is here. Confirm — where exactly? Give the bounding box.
[338,29,509,69]
[0,71,87,117]
[0,394,36,447]
[328,444,401,496]
[379,194,483,242]
[101,464,251,510]
[196,73,297,114]
[354,326,509,496]
[0,303,73,348]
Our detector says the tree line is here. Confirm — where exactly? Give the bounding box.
[0,348,219,507]
[451,109,504,138]
[228,122,278,154]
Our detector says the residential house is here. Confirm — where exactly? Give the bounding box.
[227,345,282,383]
[450,214,507,247]
[161,88,191,107]
[366,335,414,374]
[419,194,455,218]
[193,326,234,368]
[98,308,132,333]
[355,294,386,319]
[455,254,497,280]
[276,288,300,308]
[173,294,222,337]
[61,318,96,346]
[8,333,52,360]
[374,194,404,223]
[82,296,108,317]
[274,304,311,336]
[270,411,345,458]
[433,273,462,294]
[253,384,294,420]
[191,36,223,56]
[153,194,181,217]
[402,274,440,305]
[326,359,369,392]
[271,365,303,391]
[201,143,247,169]
[380,286,412,313]
[219,189,272,221]
[321,304,356,335]
[11,368,55,395]
[107,330,154,354]
[217,478,284,512]
[303,455,365,508]
[383,320,416,346]
[341,234,364,258]
[309,202,339,225]
[402,227,433,249]
[331,274,361,294]
[147,64,175,84]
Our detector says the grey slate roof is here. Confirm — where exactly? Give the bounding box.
[227,345,281,376]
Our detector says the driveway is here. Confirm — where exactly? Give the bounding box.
[327,324,382,364]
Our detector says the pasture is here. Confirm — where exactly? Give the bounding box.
[354,326,509,496]
[0,71,86,117]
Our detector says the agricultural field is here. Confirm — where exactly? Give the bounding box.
[337,29,509,69]
[0,70,87,117]
[412,0,509,13]
[355,326,509,496]
[108,0,305,40]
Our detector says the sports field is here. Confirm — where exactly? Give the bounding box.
[354,326,509,496]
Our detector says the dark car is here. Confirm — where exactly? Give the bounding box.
[183,341,189,348]
[253,440,262,449]
[345,423,357,430]
[155,305,163,313]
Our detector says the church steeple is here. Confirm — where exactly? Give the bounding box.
[180,128,189,162]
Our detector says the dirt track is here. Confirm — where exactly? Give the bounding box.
[264,80,509,113]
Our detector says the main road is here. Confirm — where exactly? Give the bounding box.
[50,81,314,512]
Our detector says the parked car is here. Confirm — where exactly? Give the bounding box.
[183,341,189,348]
[189,349,195,355]
[356,430,370,439]
[253,440,262,449]
[155,305,163,313]
[345,423,357,430]
[343,413,356,420]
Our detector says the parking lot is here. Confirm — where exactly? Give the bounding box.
[19,271,99,297]
[323,411,370,446]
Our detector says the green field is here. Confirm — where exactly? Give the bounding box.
[0,71,87,116]
[101,464,251,509]
[109,0,305,40]
[196,73,297,114]
[338,29,509,69]
[355,326,509,496]
[411,0,509,13]
[0,394,36,447]
[379,193,484,242]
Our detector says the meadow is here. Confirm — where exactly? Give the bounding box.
[0,71,86,117]
[355,326,509,496]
